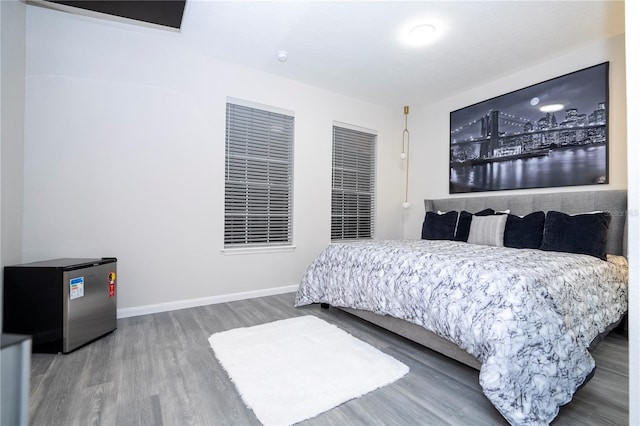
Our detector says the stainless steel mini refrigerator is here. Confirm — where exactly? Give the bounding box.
[3,258,117,353]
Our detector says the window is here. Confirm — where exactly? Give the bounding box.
[331,125,376,240]
[224,101,294,247]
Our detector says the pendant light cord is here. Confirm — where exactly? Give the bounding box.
[402,106,410,205]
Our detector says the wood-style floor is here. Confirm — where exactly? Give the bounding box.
[29,292,628,425]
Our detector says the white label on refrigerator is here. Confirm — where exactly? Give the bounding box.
[70,277,85,300]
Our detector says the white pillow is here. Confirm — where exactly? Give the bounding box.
[467,215,508,247]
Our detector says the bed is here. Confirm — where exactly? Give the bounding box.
[295,190,628,426]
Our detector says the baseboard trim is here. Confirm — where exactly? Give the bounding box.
[117,284,299,319]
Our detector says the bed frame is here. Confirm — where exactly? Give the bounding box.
[335,189,627,370]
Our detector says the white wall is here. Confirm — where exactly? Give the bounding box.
[23,5,404,314]
[402,35,627,237]
[1,0,26,269]
[625,1,639,424]
[1,0,26,334]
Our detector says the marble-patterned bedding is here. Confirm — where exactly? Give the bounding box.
[294,239,628,426]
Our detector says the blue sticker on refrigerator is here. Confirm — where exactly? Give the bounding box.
[69,276,85,300]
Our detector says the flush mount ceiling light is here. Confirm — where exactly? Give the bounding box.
[399,20,439,47]
[409,24,436,43]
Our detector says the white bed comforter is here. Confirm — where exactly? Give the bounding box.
[294,240,628,425]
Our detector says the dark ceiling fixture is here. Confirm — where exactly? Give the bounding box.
[43,0,186,30]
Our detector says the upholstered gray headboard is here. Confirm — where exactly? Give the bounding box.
[424,190,627,256]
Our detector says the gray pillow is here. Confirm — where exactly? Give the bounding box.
[467,214,508,247]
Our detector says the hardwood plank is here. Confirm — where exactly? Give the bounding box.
[115,394,163,426]
[28,292,628,426]
[29,349,90,426]
[64,381,117,426]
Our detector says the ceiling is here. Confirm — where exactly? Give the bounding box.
[34,1,625,108]
[179,1,624,108]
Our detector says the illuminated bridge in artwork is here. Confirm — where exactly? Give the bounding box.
[450,110,607,165]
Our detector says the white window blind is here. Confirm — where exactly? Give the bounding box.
[331,125,376,240]
[225,102,294,247]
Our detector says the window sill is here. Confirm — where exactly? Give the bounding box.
[221,245,296,256]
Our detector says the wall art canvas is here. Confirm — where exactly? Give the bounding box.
[449,62,609,193]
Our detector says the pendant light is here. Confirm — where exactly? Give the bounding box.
[401,106,410,209]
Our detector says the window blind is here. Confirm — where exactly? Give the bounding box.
[225,103,294,247]
[331,125,376,240]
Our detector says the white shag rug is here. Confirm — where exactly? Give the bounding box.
[208,315,409,425]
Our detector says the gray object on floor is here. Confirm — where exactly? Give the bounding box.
[28,293,628,426]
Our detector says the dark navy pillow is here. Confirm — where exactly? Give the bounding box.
[421,211,458,240]
[540,211,611,260]
[454,208,495,241]
[504,211,546,249]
